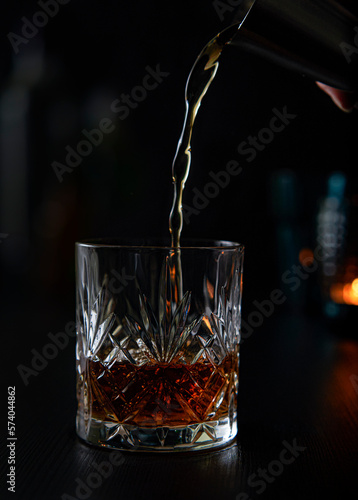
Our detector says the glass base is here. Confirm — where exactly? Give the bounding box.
[76,414,237,452]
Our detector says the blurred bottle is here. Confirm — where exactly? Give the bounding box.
[270,169,305,307]
[316,172,358,333]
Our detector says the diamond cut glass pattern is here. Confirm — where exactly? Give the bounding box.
[76,240,244,451]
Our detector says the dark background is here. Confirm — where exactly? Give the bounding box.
[0,1,358,499]
[0,0,357,306]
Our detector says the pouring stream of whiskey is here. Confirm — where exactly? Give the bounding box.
[168,22,248,301]
[168,24,241,249]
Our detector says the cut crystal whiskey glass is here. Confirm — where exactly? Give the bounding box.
[76,239,244,452]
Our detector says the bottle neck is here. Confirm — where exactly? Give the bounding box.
[230,0,358,91]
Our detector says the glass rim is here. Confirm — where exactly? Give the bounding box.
[75,238,244,252]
